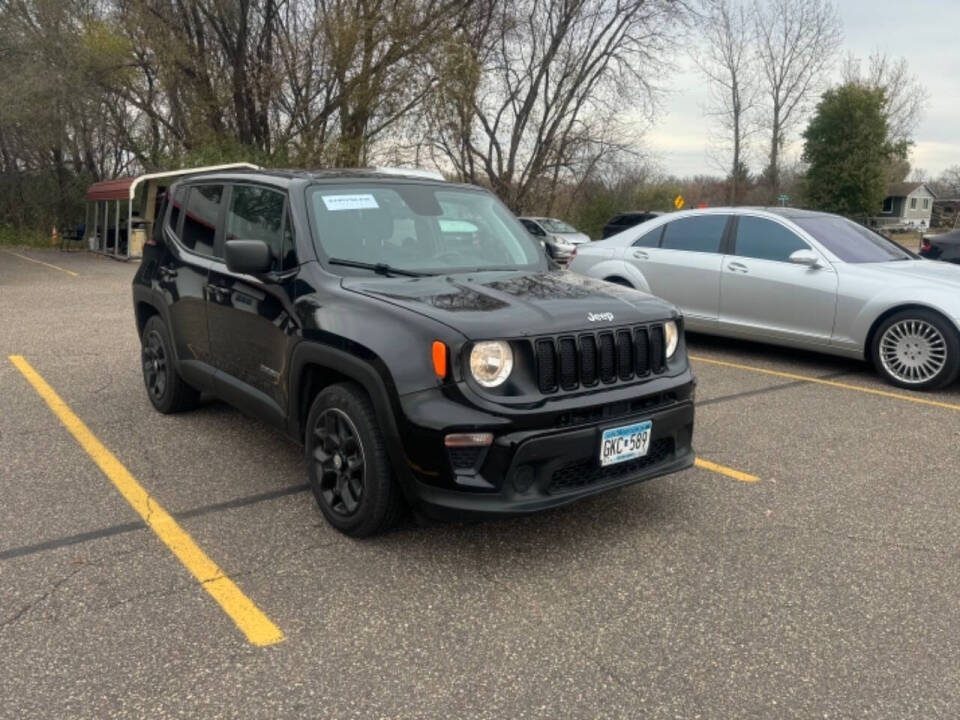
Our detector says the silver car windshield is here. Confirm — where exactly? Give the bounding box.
[308,184,544,274]
[794,216,916,263]
[538,218,578,233]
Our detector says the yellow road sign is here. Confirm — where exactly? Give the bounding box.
[674,194,684,210]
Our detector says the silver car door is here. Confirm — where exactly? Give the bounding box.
[719,215,838,345]
[628,214,728,331]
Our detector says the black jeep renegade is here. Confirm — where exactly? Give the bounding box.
[133,168,696,536]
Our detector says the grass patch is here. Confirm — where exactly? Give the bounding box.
[0,225,54,248]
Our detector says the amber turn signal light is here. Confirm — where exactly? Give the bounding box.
[432,340,447,378]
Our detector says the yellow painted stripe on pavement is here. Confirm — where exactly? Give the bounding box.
[8,355,284,647]
[4,250,78,277]
[694,457,759,483]
[690,355,960,412]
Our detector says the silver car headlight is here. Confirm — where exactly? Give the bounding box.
[470,341,514,387]
[664,320,679,359]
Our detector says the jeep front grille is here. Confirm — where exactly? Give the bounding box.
[534,324,667,394]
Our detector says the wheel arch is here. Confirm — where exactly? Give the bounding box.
[864,303,960,361]
[135,300,160,338]
[289,341,417,497]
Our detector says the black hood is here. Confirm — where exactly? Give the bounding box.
[341,270,677,339]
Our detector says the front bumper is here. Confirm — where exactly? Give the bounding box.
[398,392,695,521]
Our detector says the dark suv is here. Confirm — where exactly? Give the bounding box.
[602,211,662,239]
[133,169,696,536]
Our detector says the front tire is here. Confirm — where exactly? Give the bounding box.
[305,382,404,537]
[140,315,201,413]
[871,309,960,390]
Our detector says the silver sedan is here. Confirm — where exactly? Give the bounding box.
[569,207,960,390]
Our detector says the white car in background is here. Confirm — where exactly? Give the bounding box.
[569,207,960,390]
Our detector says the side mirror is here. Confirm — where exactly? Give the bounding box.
[225,239,272,275]
[788,249,822,268]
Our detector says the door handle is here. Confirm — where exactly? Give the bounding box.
[727,261,748,273]
[631,249,649,260]
[206,284,229,302]
[158,265,178,280]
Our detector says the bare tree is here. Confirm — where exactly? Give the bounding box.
[425,0,686,212]
[691,0,757,204]
[841,51,929,145]
[753,0,841,198]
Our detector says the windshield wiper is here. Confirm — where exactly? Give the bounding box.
[327,258,430,277]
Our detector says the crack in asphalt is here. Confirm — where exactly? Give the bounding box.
[0,484,311,562]
[698,370,850,407]
[1,534,339,631]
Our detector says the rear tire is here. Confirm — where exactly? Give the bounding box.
[605,276,633,288]
[140,315,201,413]
[305,382,405,537]
[871,309,960,390]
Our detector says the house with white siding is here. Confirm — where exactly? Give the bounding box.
[872,182,935,229]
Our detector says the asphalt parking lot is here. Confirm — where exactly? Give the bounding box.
[3,248,960,719]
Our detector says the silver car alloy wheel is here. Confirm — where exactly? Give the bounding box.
[878,319,948,385]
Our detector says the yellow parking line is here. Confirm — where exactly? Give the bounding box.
[695,457,759,483]
[3,250,78,277]
[8,355,284,647]
[690,355,960,412]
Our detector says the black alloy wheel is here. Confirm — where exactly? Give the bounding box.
[305,382,405,536]
[139,315,201,413]
[142,330,168,403]
[312,408,366,516]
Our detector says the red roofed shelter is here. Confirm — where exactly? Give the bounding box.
[83,163,259,260]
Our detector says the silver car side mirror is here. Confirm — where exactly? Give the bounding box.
[788,249,822,268]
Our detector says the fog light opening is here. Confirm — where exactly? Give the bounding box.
[444,432,494,448]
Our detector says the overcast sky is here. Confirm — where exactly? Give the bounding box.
[645,0,960,179]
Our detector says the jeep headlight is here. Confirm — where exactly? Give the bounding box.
[470,340,514,387]
[664,320,679,359]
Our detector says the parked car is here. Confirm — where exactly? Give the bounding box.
[602,211,662,239]
[570,207,960,390]
[518,216,592,244]
[919,229,960,263]
[133,168,696,536]
[517,216,587,266]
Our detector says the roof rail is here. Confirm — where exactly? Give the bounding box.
[369,166,446,181]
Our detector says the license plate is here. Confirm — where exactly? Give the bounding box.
[600,421,652,467]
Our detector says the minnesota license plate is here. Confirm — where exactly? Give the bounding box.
[600,420,652,467]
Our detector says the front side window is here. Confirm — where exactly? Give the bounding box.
[734,216,810,262]
[181,185,223,255]
[226,185,286,269]
[794,216,916,263]
[308,184,543,275]
[520,219,546,236]
[660,215,727,253]
[910,198,917,209]
[882,196,893,212]
[923,198,930,209]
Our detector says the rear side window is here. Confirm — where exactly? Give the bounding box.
[226,185,287,270]
[734,216,809,262]
[168,186,186,236]
[633,226,662,247]
[660,215,727,253]
[181,185,223,255]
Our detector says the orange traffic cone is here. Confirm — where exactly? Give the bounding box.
[51,225,58,247]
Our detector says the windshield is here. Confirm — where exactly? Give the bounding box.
[537,218,578,233]
[794,216,916,262]
[308,184,544,274]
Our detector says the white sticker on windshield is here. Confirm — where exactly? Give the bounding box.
[321,194,379,211]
